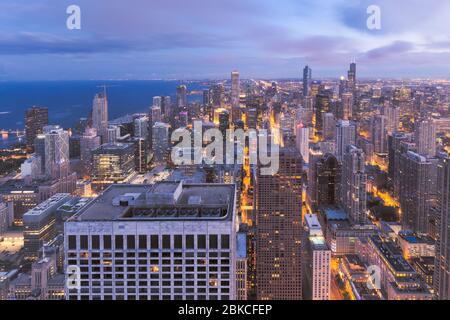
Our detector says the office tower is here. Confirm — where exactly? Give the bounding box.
[211,84,224,108]
[0,202,13,236]
[176,85,187,110]
[106,125,121,144]
[247,108,258,129]
[25,106,48,151]
[303,65,312,97]
[388,133,414,197]
[134,116,149,139]
[347,61,356,93]
[80,128,101,175]
[340,92,353,120]
[315,92,332,133]
[236,231,248,300]
[23,193,70,260]
[382,103,400,135]
[203,89,211,106]
[316,153,341,207]
[357,138,375,164]
[218,110,230,135]
[153,96,162,109]
[256,148,303,300]
[296,124,310,164]
[69,135,81,159]
[399,151,437,233]
[434,153,450,300]
[152,122,170,164]
[150,106,162,126]
[34,134,46,174]
[92,92,109,143]
[335,120,356,162]
[415,119,437,157]
[44,126,70,179]
[308,146,324,208]
[231,70,240,108]
[304,214,331,300]
[322,113,336,141]
[371,115,388,154]
[64,182,237,300]
[133,138,148,174]
[338,76,347,97]
[341,145,367,225]
[92,143,135,185]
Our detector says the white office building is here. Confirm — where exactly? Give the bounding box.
[64,182,237,300]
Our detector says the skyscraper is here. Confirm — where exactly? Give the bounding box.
[371,115,388,154]
[92,92,109,143]
[347,61,356,93]
[152,122,170,164]
[176,85,187,111]
[44,126,70,179]
[303,65,312,97]
[80,128,101,175]
[335,120,356,162]
[340,92,353,120]
[341,145,367,225]
[399,151,437,233]
[295,124,310,164]
[434,153,450,300]
[25,106,48,151]
[415,118,437,157]
[316,153,341,207]
[231,70,240,108]
[256,147,303,300]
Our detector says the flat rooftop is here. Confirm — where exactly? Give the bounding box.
[70,182,235,222]
[370,235,416,274]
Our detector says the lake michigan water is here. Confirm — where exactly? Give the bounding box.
[0,80,206,148]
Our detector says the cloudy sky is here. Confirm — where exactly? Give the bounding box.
[0,0,449,80]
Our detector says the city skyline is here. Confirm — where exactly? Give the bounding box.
[1,0,450,80]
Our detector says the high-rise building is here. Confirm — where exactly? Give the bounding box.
[382,103,400,135]
[256,148,303,300]
[415,119,437,157]
[434,153,450,300]
[64,182,237,300]
[304,214,331,300]
[80,128,101,175]
[92,92,109,143]
[347,61,356,93]
[211,84,224,108]
[399,151,437,233]
[371,115,388,154]
[340,93,353,120]
[176,85,187,110]
[341,145,367,225]
[303,65,312,97]
[44,126,70,179]
[315,92,332,133]
[316,153,341,207]
[134,116,149,139]
[295,124,310,164]
[231,70,240,109]
[388,133,415,197]
[322,113,336,141]
[335,120,356,162]
[25,106,48,151]
[92,143,135,185]
[152,122,170,164]
[106,125,121,144]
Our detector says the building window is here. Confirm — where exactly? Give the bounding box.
[221,235,230,249]
[186,235,195,249]
[92,235,100,249]
[68,235,76,250]
[139,235,147,249]
[209,235,218,249]
[115,235,124,249]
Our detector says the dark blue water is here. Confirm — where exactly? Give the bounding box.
[0,80,206,131]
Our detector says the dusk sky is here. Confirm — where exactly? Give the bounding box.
[1,0,450,80]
